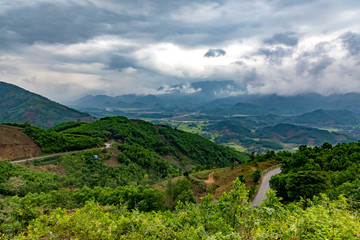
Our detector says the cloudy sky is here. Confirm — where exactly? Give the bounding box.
[1,0,360,102]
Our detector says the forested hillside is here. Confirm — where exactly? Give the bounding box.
[269,141,360,205]
[59,116,249,168]
[2,117,360,239]
[0,81,94,128]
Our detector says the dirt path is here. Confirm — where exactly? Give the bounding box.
[251,167,281,206]
[11,143,112,164]
[204,171,215,185]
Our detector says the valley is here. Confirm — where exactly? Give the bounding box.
[1,81,360,239]
[2,1,360,238]
[66,81,360,154]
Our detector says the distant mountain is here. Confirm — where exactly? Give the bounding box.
[205,120,253,137]
[290,109,359,125]
[257,124,354,146]
[70,80,244,110]
[158,80,242,97]
[70,94,162,109]
[69,80,360,119]
[203,93,360,115]
[0,81,94,128]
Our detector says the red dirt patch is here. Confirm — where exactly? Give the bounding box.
[20,162,67,175]
[204,172,215,185]
[104,146,121,166]
[0,125,42,161]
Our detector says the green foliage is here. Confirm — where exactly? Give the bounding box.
[238,174,246,184]
[23,125,103,153]
[48,121,84,132]
[13,182,360,239]
[0,185,166,237]
[0,161,65,197]
[166,179,196,207]
[118,144,179,178]
[271,171,331,201]
[59,116,249,167]
[57,149,179,188]
[63,117,158,146]
[270,141,360,205]
[251,169,261,183]
[159,125,249,167]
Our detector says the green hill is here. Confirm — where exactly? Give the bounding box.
[205,120,253,137]
[291,109,359,125]
[0,81,94,128]
[60,116,249,168]
[258,123,354,146]
[1,117,360,238]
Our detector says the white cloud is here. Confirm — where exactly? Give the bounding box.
[1,0,360,102]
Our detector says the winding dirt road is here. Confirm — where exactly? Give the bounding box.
[251,167,281,206]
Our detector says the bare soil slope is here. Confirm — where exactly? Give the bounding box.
[0,125,42,161]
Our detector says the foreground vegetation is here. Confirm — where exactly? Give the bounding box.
[2,117,360,239]
[7,180,360,239]
[268,142,360,206]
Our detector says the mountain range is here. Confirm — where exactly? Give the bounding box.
[68,80,360,118]
[1,80,359,152]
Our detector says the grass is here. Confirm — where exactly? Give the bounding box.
[319,128,340,132]
[221,142,247,152]
[191,160,280,199]
[154,159,280,201]
[113,108,148,112]
[155,121,221,142]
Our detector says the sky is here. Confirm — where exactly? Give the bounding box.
[1,0,360,102]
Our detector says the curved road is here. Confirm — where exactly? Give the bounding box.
[251,167,281,206]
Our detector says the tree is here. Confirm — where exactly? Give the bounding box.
[252,169,261,183]
[238,174,246,184]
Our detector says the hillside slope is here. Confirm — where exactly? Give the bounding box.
[0,81,94,128]
[60,116,250,168]
[257,124,354,146]
[291,109,359,125]
[0,125,42,160]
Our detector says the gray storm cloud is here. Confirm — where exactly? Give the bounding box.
[0,0,360,102]
[204,49,226,57]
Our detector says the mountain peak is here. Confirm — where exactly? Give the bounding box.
[0,81,94,128]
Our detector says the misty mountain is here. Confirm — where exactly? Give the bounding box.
[69,80,360,119]
[70,80,243,110]
[0,81,94,128]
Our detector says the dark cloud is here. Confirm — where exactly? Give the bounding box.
[0,0,360,100]
[264,32,299,46]
[341,32,360,56]
[0,0,239,50]
[105,55,136,71]
[296,43,335,77]
[204,49,226,57]
[257,47,292,65]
